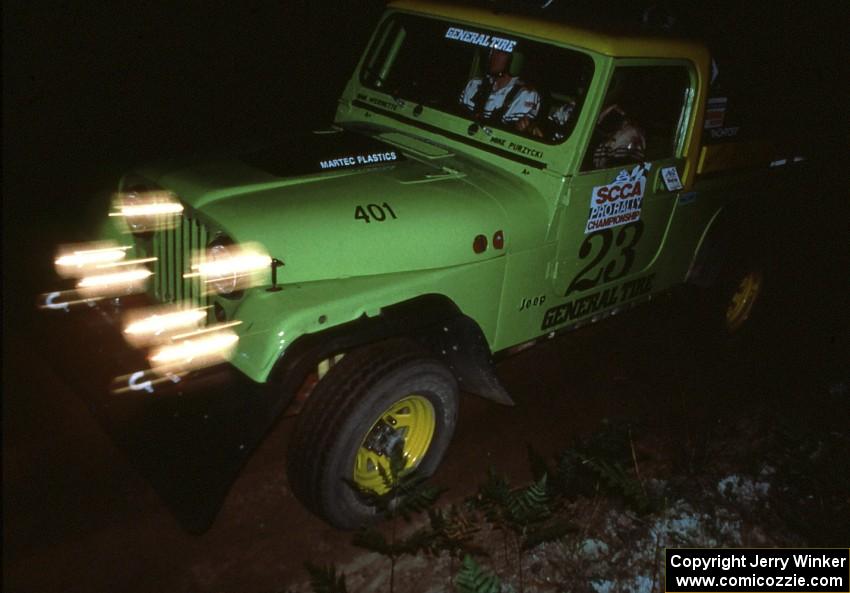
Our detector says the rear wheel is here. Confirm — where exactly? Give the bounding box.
[723,268,763,334]
[287,339,458,529]
[702,249,766,342]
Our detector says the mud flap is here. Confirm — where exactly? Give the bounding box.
[424,315,515,406]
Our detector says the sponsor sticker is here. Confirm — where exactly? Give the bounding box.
[678,191,698,205]
[444,26,517,53]
[661,166,683,191]
[541,274,654,331]
[709,126,740,139]
[704,96,728,129]
[319,151,398,170]
[585,163,651,234]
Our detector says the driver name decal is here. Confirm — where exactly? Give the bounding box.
[585,163,651,234]
[319,151,398,170]
[444,27,517,53]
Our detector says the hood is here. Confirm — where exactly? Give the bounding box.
[149,129,515,284]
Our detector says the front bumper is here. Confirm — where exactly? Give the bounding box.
[39,295,284,533]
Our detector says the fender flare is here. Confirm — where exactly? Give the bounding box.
[687,199,767,289]
[267,294,514,418]
[686,206,731,288]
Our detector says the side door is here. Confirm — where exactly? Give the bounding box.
[548,61,695,321]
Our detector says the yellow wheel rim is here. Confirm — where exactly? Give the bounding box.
[725,270,762,333]
[354,395,435,494]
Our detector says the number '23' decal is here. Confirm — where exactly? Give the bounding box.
[565,221,644,296]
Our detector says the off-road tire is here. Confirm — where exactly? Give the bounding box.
[705,249,766,342]
[286,338,458,529]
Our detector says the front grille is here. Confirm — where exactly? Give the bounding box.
[150,211,211,309]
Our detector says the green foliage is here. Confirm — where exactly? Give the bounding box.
[426,504,487,559]
[304,562,348,593]
[579,455,654,514]
[329,424,661,592]
[348,441,445,522]
[347,439,449,593]
[507,474,551,525]
[478,470,560,532]
[474,467,576,593]
[454,555,502,593]
[528,422,659,514]
[478,466,512,508]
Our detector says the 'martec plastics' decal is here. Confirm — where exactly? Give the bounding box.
[242,130,404,178]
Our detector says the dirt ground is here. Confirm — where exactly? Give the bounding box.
[4,254,847,592]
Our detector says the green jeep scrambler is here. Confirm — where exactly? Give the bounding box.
[46,1,800,529]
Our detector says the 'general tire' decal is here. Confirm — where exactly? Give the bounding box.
[542,274,654,331]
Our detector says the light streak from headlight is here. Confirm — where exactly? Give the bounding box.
[110,201,184,218]
[184,243,272,294]
[122,306,208,347]
[170,320,241,341]
[38,289,103,311]
[148,328,239,374]
[95,256,158,269]
[54,242,130,278]
[76,267,152,297]
[110,369,186,395]
[110,190,184,233]
[187,252,272,280]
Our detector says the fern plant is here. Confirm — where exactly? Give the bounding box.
[531,423,659,515]
[304,562,349,593]
[348,440,444,593]
[455,555,502,593]
[475,470,574,592]
[579,454,654,514]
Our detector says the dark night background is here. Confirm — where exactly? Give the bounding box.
[3,2,847,592]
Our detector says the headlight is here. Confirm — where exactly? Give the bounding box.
[111,182,183,235]
[187,239,272,296]
[207,242,239,295]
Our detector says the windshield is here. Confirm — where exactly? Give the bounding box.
[360,14,594,145]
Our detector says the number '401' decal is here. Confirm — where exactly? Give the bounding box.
[565,221,644,296]
[355,203,397,223]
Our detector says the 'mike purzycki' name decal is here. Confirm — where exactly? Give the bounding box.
[319,151,398,170]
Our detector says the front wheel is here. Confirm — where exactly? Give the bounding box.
[286,339,458,529]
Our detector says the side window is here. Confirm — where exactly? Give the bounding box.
[582,65,691,171]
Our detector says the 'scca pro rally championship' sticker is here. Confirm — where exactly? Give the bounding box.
[585,163,651,234]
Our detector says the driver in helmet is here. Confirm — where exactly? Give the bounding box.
[459,48,541,131]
